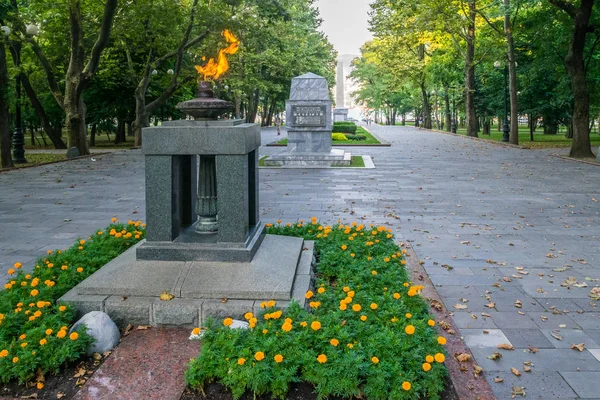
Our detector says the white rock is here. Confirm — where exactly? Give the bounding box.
[70,311,120,354]
[229,320,249,329]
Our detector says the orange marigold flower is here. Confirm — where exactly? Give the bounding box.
[59,306,67,312]
[267,300,276,307]
[370,303,378,310]
[7,269,14,275]
[317,354,327,363]
[360,315,367,321]
[274,354,283,363]
[434,353,445,363]
[371,270,377,276]
[61,265,68,270]
[12,357,19,363]
[69,332,78,341]
[30,289,39,297]
[14,262,22,269]
[426,355,434,363]
[244,312,254,320]
[330,338,339,347]
[428,319,436,327]
[343,286,350,292]
[281,322,292,332]
[438,336,447,345]
[254,351,265,361]
[393,292,401,299]
[339,303,347,311]
[56,330,66,339]
[407,289,417,297]
[371,356,379,364]
[192,328,201,335]
[352,304,361,312]
[341,245,347,251]
[77,267,83,273]
[405,325,415,335]
[20,342,28,348]
[223,318,233,327]
[19,334,26,340]
[405,313,412,319]
[300,321,307,327]
[0,349,8,357]
[402,381,411,391]
[310,321,321,331]
[317,287,325,294]
[309,301,321,309]
[423,362,432,372]
[237,358,246,365]
[39,339,47,346]
[37,382,44,389]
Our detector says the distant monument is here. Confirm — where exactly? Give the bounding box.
[334,60,349,122]
[265,73,350,167]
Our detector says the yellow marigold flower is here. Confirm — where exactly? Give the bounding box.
[343,286,350,292]
[223,318,233,327]
[347,343,354,348]
[407,289,417,297]
[260,301,267,308]
[192,327,201,335]
[350,253,355,257]
[36,301,45,309]
[97,231,103,235]
[438,336,447,345]
[40,339,47,346]
[300,321,307,327]
[14,262,22,269]
[405,325,415,335]
[61,265,68,270]
[305,290,314,299]
[348,291,355,298]
[330,338,339,347]
[391,317,398,323]
[77,267,83,273]
[19,334,26,340]
[309,301,321,309]
[401,260,407,265]
[426,355,434,363]
[115,233,122,238]
[371,356,379,364]
[34,311,42,317]
[57,330,66,339]
[28,316,36,321]
[340,245,347,251]
[387,234,392,239]
[267,300,276,307]
[111,217,117,223]
[12,357,19,363]
[20,342,28,348]
[405,313,412,319]
[367,256,372,261]
[255,351,265,361]
[0,349,8,357]
[262,329,268,334]
[339,303,347,311]
[70,332,79,340]
[37,382,44,390]
[423,362,432,371]
[59,306,67,312]
[79,239,85,245]
[310,321,321,331]
[274,354,283,363]
[281,322,292,332]
[30,289,39,297]
[371,270,377,276]
[343,296,352,304]
[434,353,445,363]
[384,258,390,262]
[7,269,14,275]
[360,315,367,321]
[402,381,411,391]
[317,287,325,294]
[352,304,361,312]
[249,318,257,328]
[370,303,378,310]
[428,319,435,327]
[317,354,327,363]
[393,292,401,299]
[244,312,253,320]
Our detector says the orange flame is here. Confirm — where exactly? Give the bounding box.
[195,30,239,81]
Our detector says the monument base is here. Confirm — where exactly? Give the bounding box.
[264,149,351,168]
[59,235,315,328]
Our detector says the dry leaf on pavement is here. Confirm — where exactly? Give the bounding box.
[512,386,526,397]
[455,352,472,362]
[571,343,585,352]
[159,291,175,301]
[511,367,521,376]
[498,343,514,350]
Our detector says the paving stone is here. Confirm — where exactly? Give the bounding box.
[461,328,511,348]
[588,349,600,363]
[540,329,600,349]
[528,312,583,329]
[488,311,539,329]
[470,347,600,372]
[451,312,498,329]
[502,328,555,349]
[484,371,578,399]
[560,372,600,399]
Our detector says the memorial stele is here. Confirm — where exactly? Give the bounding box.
[265,73,351,167]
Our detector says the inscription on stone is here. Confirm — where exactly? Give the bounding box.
[292,105,326,127]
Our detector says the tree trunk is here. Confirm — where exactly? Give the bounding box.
[235,94,241,119]
[90,123,96,146]
[465,0,478,137]
[20,73,67,149]
[114,119,125,144]
[505,0,519,145]
[401,113,406,126]
[565,122,574,138]
[444,87,451,132]
[483,118,491,135]
[543,117,558,134]
[0,41,12,169]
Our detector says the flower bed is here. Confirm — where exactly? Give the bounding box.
[185,220,448,400]
[0,219,146,385]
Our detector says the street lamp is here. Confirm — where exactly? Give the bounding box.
[494,60,510,142]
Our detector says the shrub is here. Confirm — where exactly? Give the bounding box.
[333,122,357,134]
[332,133,348,141]
[185,220,448,400]
[345,134,367,141]
[0,219,146,384]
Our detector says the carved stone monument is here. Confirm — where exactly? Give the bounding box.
[265,73,350,167]
[333,108,349,122]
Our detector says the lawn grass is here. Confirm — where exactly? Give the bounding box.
[2,154,68,170]
[451,128,600,149]
[24,132,135,150]
[260,155,366,168]
[273,127,382,146]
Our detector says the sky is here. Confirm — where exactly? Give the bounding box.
[314,0,373,56]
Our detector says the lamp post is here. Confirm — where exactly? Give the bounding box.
[451,87,457,133]
[494,61,510,142]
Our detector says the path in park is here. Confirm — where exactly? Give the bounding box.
[1,125,599,399]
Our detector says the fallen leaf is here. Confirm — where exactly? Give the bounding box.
[455,352,472,362]
[498,343,514,350]
[515,300,522,308]
[159,291,174,301]
[485,302,496,308]
[494,377,504,383]
[511,367,521,376]
[528,347,539,353]
[540,315,548,322]
[454,304,468,310]
[481,312,491,317]
[591,287,600,301]
[559,324,567,328]
[523,365,532,372]
[73,367,86,378]
[124,324,133,337]
[473,365,484,376]
[93,353,103,361]
[57,393,66,399]
[75,377,87,386]
[574,282,588,288]
[35,368,45,383]
[571,343,585,352]
[503,277,512,282]
[470,314,478,319]
[430,299,443,311]
[20,394,37,399]
[553,267,569,272]
[487,352,503,360]
[551,332,563,341]
[512,386,526,397]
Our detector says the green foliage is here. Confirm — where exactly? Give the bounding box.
[345,134,367,141]
[185,220,448,399]
[332,122,357,134]
[332,132,348,141]
[0,219,146,384]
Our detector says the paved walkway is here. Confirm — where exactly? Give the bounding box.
[1,125,600,399]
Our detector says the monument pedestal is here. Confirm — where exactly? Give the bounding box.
[59,93,315,327]
[265,73,351,168]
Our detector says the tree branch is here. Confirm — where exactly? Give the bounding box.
[153,31,209,67]
[547,0,577,19]
[476,9,504,36]
[26,38,64,108]
[83,0,118,76]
